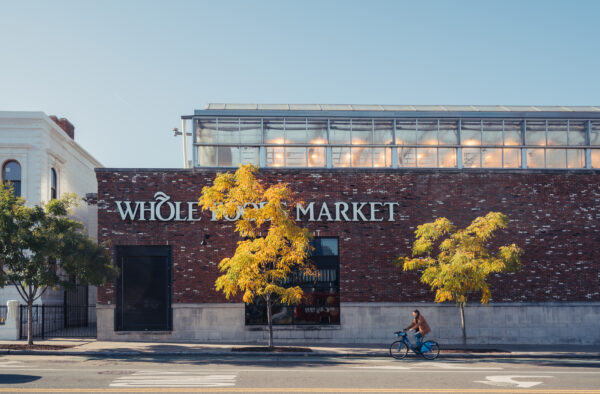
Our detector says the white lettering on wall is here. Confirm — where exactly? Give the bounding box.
[115,192,402,223]
[296,202,315,221]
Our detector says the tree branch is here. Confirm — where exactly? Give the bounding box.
[11,280,28,302]
[32,286,48,302]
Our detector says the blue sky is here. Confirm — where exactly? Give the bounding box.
[1,0,598,168]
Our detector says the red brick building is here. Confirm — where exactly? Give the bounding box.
[96,105,600,344]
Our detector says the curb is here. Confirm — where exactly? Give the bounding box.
[1,350,599,359]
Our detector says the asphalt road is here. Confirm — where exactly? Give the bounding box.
[0,354,598,393]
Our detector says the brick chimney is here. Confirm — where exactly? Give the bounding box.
[49,115,75,140]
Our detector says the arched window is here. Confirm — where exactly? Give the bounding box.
[50,168,58,200]
[2,160,22,197]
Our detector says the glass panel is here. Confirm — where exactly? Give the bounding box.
[546,149,566,168]
[527,148,545,168]
[396,120,417,145]
[482,120,503,145]
[372,148,392,167]
[503,120,523,146]
[351,147,372,167]
[332,147,351,167]
[567,149,585,168]
[307,147,326,167]
[286,147,307,167]
[50,168,57,200]
[195,118,217,143]
[264,118,285,144]
[197,146,216,166]
[568,121,586,146]
[417,120,437,145]
[438,120,458,145]
[246,237,340,326]
[373,120,393,144]
[351,119,372,145]
[547,120,568,146]
[330,119,351,144]
[462,148,481,168]
[3,161,22,197]
[526,120,546,146]
[591,149,600,168]
[217,118,239,144]
[240,147,259,165]
[240,118,262,143]
[398,147,416,167]
[438,148,456,168]
[591,122,600,145]
[503,148,521,168]
[461,120,481,146]
[266,146,285,167]
[307,119,328,144]
[285,119,308,144]
[417,147,437,167]
[217,146,238,166]
[313,238,338,256]
[271,305,294,324]
[482,148,502,168]
[3,161,21,181]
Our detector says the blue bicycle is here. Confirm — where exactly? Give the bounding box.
[389,330,440,360]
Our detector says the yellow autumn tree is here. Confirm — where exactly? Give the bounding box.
[198,164,315,349]
[396,212,523,344]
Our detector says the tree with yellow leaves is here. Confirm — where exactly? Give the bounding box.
[199,164,314,349]
[396,212,523,344]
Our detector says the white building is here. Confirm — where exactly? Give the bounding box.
[0,111,102,307]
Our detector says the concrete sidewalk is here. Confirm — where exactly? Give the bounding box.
[1,339,599,359]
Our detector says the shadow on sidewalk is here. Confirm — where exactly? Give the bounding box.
[84,344,350,367]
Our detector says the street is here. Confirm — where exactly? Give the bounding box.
[0,354,598,393]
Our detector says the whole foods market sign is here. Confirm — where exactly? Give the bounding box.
[116,192,401,223]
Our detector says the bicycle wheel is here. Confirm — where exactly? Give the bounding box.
[389,340,409,359]
[421,341,440,360]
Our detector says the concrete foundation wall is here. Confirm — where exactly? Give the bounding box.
[97,302,600,345]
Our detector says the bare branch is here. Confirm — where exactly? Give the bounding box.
[32,286,48,302]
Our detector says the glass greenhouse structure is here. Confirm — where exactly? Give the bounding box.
[186,104,600,170]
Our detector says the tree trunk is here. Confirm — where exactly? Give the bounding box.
[459,303,466,345]
[266,295,274,350]
[27,299,34,346]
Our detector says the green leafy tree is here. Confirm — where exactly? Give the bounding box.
[396,212,523,344]
[0,183,117,345]
[199,164,314,349]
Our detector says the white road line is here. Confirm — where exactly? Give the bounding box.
[109,371,236,388]
[415,362,504,370]
[353,366,412,370]
[0,360,26,368]
[353,363,503,370]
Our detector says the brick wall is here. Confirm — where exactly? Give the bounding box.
[96,169,600,305]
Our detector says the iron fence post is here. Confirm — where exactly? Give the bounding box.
[41,305,45,340]
[19,305,22,339]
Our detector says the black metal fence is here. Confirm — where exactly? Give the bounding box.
[19,305,96,339]
[0,305,7,325]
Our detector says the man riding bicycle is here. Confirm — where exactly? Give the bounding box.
[405,309,430,349]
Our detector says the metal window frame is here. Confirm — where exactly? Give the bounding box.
[190,115,600,171]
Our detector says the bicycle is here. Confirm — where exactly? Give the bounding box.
[389,330,440,360]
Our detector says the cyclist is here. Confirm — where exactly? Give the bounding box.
[405,309,430,349]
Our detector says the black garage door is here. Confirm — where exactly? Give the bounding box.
[115,246,172,331]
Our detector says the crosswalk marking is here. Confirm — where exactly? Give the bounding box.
[109,371,236,388]
[0,360,26,368]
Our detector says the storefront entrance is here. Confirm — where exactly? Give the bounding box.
[115,246,172,331]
